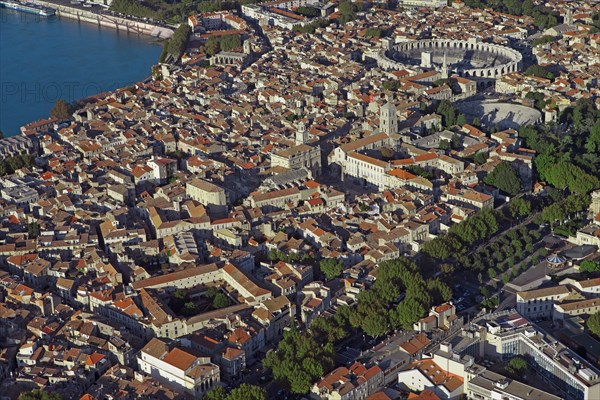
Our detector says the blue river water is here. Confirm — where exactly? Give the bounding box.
[0,8,161,137]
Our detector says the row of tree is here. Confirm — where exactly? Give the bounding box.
[539,193,590,228]
[461,0,559,29]
[159,24,192,63]
[204,384,267,400]
[348,258,451,338]
[264,257,451,394]
[109,0,160,19]
[0,154,35,177]
[421,208,501,260]
[453,223,540,277]
[519,99,600,194]
[263,322,337,394]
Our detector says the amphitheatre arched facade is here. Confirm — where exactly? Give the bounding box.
[377,39,523,89]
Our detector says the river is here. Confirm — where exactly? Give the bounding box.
[0,7,161,137]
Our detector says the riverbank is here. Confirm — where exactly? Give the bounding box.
[0,7,162,136]
[31,0,174,38]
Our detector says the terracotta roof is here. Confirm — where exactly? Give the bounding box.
[163,348,197,371]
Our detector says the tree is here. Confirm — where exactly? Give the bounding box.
[437,100,457,127]
[484,161,522,195]
[28,222,41,238]
[364,27,383,38]
[525,64,554,79]
[212,292,231,309]
[381,80,400,92]
[505,357,527,377]
[580,260,600,274]
[507,198,531,219]
[263,327,334,395]
[310,316,347,343]
[393,299,425,330]
[166,24,192,60]
[18,391,63,400]
[295,6,319,18]
[472,151,488,165]
[525,91,547,110]
[220,34,242,52]
[361,313,388,338]
[320,259,344,280]
[542,203,565,226]
[227,384,268,400]
[589,312,600,337]
[532,35,555,46]
[585,121,600,153]
[50,99,72,121]
[338,0,356,23]
[204,386,228,400]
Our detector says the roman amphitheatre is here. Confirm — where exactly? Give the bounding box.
[377,39,523,89]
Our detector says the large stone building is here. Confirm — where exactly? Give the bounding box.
[271,144,322,177]
[186,178,228,214]
[138,338,220,397]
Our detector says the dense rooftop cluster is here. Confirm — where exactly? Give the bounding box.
[1,0,600,399]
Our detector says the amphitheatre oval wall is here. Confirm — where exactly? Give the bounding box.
[377,39,523,81]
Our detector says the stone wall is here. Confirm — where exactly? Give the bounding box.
[377,39,522,80]
[33,1,174,38]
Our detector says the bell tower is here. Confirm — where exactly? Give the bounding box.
[379,102,398,135]
[296,121,308,145]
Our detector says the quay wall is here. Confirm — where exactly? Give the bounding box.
[33,1,174,38]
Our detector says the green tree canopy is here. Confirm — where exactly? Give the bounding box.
[393,298,425,330]
[580,260,600,274]
[484,161,522,196]
[212,292,231,309]
[507,198,531,219]
[204,386,227,400]
[295,6,320,17]
[204,385,267,400]
[263,327,334,394]
[227,384,268,400]
[505,356,527,377]
[18,391,63,400]
[589,312,600,337]
[525,64,554,79]
[320,258,344,280]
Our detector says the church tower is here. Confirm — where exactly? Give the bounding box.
[590,190,600,219]
[441,51,449,79]
[295,121,309,145]
[565,8,573,25]
[379,102,398,135]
